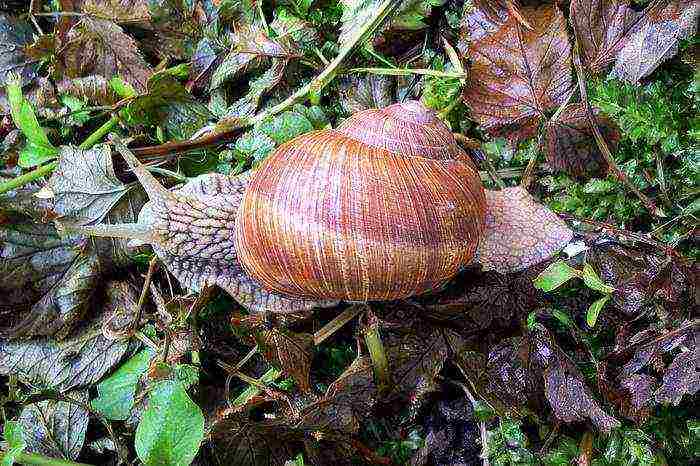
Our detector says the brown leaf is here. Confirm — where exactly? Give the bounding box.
[655,331,700,405]
[56,75,121,106]
[421,268,542,330]
[101,279,140,339]
[461,4,573,142]
[545,103,620,178]
[61,17,152,92]
[543,355,620,433]
[76,0,150,23]
[611,0,700,83]
[258,327,314,393]
[586,242,692,317]
[570,0,642,75]
[295,356,377,434]
[203,416,298,466]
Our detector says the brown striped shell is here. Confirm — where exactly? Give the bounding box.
[235,101,487,301]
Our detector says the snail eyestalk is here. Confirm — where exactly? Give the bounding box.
[56,221,158,245]
[108,134,170,201]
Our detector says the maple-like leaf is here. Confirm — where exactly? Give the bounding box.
[461,4,573,143]
[76,0,150,23]
[570,0,642,75]
[611,0,699,83]
[61,17,152,92]
[545,103,620,178]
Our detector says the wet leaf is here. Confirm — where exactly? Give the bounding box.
[61,17,152,93]
[76,0,150,23]
[18,390,89,461]
[6,76,59,167]
[545,104,620,178]
[620,373,656,412]
[533,260,579,292]
[570,0,642,75]
[0,221,96,338]
[204,416,297,466]
[92,348,156,420]
[611,0,700,83]
[128,72,212,140]
[0,314,134,391]
[586,242,692,316]
[145,0,202,60]
[47,144,133,225]
[258,327,313,393]
[338,74,394,114]
[539,338,621,432]
[655,332,700,405]
[421,267,543,330]
[208,26,288,117]
[56,75,120,106]
[461,4,573,142]
[135,379,204,466]
[295,356,377,434]
[0,14,36,88]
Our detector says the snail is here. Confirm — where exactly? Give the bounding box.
[67,101,572,313]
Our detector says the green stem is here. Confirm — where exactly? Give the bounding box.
[0,115,119,195]
[231,367,282,408]
[1,451,94,466]
[363,320,390,393]
[78,115,119,150]
[251,0,400,124]
[0,161,57,194]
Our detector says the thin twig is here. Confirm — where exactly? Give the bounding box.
[314,304,365,345]
[128,257,158,336]
[572,41,661,217]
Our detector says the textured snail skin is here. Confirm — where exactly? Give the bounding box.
[236,101,487,302]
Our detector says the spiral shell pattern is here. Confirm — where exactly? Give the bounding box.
[235,101,486,301]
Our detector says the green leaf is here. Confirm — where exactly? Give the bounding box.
[92,348,156,420]
[135,379,204,466]
[258,111,313,145]
[6,75,59,167]
[586,295,611,328]
[109,76,137,98]
[581,263,616,293]
[1,421,26,466]
[234,130,276,163]
[533,260,580,292]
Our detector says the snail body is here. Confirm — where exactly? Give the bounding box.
[70,102,572,312]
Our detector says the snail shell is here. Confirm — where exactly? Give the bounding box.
[236,101,487,301]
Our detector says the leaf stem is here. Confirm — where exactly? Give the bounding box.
[0,115,120,195]
[0,161,57,195]
[362,311,390,393]
[0,451,94,466]
[78,115,119,150]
